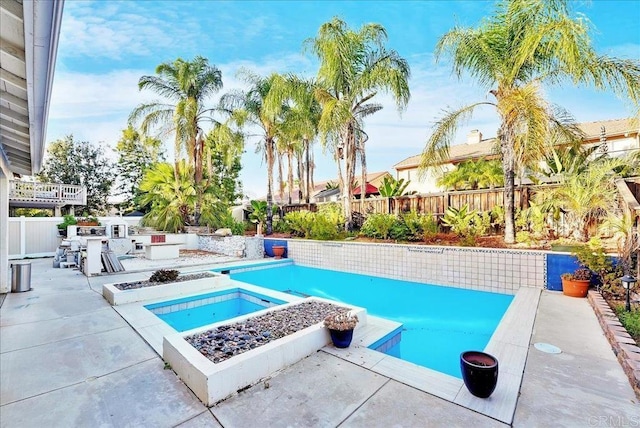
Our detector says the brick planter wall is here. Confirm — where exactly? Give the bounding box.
[588,290,640,398]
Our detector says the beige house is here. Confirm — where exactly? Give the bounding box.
[394,118,640,195]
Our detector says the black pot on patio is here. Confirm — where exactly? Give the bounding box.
[460,351,499,398]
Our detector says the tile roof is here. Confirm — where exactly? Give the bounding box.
[393,117,639,170]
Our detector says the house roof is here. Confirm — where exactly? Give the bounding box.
[394,139,497,170]
[393,118,639,171]
[0,0,64,176]
[256,171,392,203]
[353,183,379,195]
[577,117,639,139]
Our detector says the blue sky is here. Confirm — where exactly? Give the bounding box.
[46,0,640,198]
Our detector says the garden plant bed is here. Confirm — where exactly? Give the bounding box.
[186,300,347,363]
[164,298,367,405]
[103,272,229,306]
[114,272,215,290]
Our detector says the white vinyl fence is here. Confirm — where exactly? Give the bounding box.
[8,217,143,259]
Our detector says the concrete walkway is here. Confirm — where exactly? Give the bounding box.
[1,258,637,427]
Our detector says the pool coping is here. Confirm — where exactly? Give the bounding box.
[114,262,540,424]
[164,296,368,405]
[324,286,541,425]
[113,282,301,354]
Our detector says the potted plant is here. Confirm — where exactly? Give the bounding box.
[77,214,100,226]
[460,351,499,398]
[324,311,359,348]
[57,214,77,237]
[561,267,592,297]
[272,245,286,259]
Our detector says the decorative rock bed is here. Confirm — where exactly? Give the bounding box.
[164,297,367,405]
[187,301,345,364]
[113,272,215,290]
[103,272,229,305]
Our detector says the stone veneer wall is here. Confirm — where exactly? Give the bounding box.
[198,235,264,259]
[287,240,546,295]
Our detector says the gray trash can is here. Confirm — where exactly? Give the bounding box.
[11,261,32,292]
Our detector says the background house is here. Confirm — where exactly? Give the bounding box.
[393,118,640,195]
[258,171,392,204]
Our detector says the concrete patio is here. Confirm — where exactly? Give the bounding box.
[1,257,637,427]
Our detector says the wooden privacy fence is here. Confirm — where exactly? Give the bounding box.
[351,186,539,217]
[282,185,559,217]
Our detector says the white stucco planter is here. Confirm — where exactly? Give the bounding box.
[102,274,230,306]
[163,298,367,406]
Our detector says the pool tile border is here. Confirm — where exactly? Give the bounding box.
[285,239,547,294]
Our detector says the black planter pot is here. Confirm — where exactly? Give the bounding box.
[329,328,354,348]
[460,351,499,398]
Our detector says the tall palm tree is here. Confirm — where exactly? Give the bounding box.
[420,0,640,243]
[307,17,411,230]
[221,71,283,234]
[129,56,223,225]
[265,74,321,204]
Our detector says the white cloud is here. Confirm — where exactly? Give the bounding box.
[46,8,636,199]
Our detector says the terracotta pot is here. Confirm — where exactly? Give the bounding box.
[460,351,499,398]
[561,277,590,298]
[272,245,286,259]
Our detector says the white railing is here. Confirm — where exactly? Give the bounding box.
[9,181,87,205]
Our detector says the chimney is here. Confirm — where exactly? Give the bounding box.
[467,130,482,145]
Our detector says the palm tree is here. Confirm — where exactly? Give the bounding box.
[265,74,321,204]
[536,158,626,241]
[139,161,228,233]
[420,0,640,243]
[307,17,411,230]
[129,56,223,225]
[221,71,283,235]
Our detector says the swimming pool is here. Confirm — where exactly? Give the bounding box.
[144,288,285,332]
[229,264,513,378]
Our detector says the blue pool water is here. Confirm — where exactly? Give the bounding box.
[145,289,284,332]
[230,264,513,378]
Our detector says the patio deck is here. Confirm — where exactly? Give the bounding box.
[1,258,637,427]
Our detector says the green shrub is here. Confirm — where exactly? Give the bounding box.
[615,305,640,343]
[317,202,345,229]
[149,269,179,283]
[272,218,289,234]
[360,214,398,240]
[310,215,342,240]
[442,205,488,246]
[401,211,423,240]
[57,214,77,230]
[220,213,246,236]
[284,211,315,238]
[389,221,409,241]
